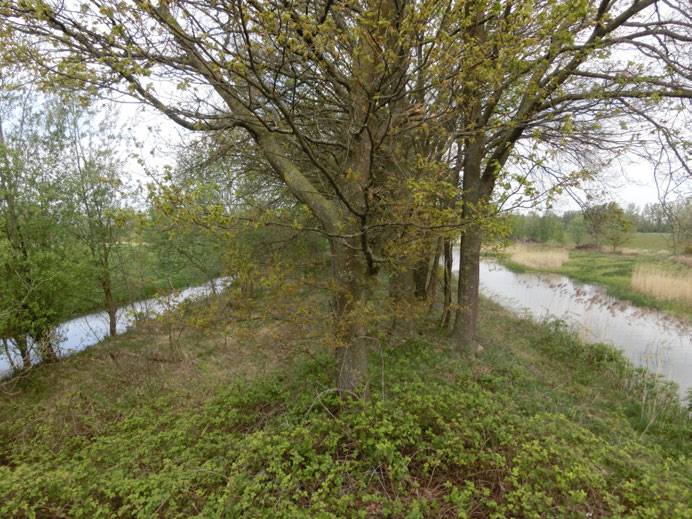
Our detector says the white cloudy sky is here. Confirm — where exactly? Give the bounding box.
[116,99,688,215]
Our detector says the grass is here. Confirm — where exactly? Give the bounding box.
[623,232,672,251]
[492,245,692,320]
[0,292,690,518]
[557,232,672,251]
[508,245,569,268]
[632,264,692,304]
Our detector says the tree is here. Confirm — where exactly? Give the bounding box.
[584,202,632,251]
[640,202,667,233]
[3,0,689,392]
[584,203,610,248]
[664,196,692,254]
[602,205,633,251]
[0,87,79,368]
[567,214,587,246]
[62,101,130,337]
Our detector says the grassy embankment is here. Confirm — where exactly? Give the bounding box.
[1,290,689,518]
[492,236,692,320]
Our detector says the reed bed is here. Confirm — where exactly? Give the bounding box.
[631,264,692,303]
[509,246,569,268]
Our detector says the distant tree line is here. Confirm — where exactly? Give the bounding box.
[508,199,691,252]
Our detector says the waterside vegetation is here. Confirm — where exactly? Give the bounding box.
[493,243,692,320]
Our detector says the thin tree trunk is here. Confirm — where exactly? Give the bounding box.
[103,277,118,337]
[440,238,452,328]
[426,237,443,311]
[332,240,372,398]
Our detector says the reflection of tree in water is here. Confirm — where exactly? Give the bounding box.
[479,261,691,398]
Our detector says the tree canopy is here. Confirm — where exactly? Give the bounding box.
[2,0,689,392]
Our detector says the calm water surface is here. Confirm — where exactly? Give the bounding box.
[467,257,691,399]
[0,279,229,375]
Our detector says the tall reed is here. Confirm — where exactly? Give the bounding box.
[509,245,569,268]
[631,264,692,303]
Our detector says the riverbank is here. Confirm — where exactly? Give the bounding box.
[1,294,689,517]
[486,244,692,320]
[66,248,223,320]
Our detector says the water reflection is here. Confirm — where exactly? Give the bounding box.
[474,259,691,398]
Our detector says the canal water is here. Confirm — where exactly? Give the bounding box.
[472,259,691,399]
[0,278,230,376]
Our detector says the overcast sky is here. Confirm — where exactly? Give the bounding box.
[117,100,688,216]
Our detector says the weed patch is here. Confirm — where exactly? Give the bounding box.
[632,264,692,304]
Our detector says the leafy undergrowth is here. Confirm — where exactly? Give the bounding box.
[1,300,690,518]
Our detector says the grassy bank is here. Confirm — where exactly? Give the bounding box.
[1,296,689,518]
[492,246,692,320]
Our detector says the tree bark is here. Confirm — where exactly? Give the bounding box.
[332,240,372,398]
[452,223,482,353]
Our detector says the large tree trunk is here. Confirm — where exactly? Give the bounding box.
[332,241,372,398]
[452,223,482,353]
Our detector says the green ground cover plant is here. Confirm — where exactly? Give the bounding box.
[1,298,689,518]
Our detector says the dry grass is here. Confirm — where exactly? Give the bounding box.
[631,264,692,303]
[674,255,692,267]
[509,245,569,269]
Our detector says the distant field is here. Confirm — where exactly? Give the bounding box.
[559,232,671,251]
[626,232,671,251]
